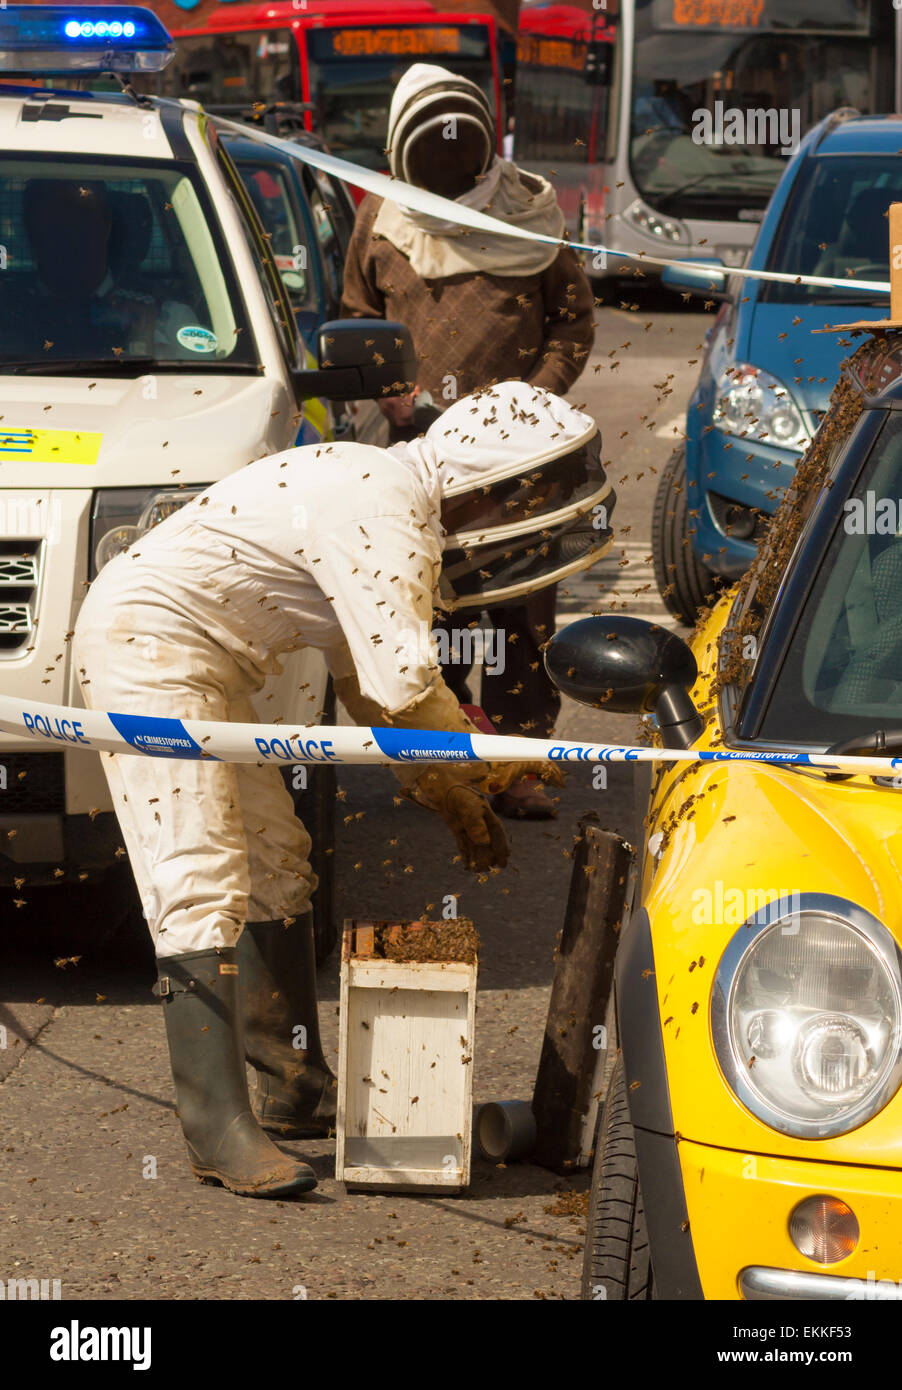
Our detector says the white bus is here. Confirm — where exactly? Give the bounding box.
[513,0,898,281]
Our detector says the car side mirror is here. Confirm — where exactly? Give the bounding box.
[292,318,416,402]
[661,259,728,302]
[544,615,705,749]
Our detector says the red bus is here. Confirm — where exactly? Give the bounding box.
[163,0,503,173]
[511,2,613,251]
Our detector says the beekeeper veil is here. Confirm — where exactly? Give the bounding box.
[388,381,614,611]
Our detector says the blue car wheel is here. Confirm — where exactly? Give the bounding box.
[652,446,720,624]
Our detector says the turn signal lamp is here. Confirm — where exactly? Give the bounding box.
[790,1195,859,1264]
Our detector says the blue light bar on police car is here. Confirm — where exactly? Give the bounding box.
[0,5,174,74]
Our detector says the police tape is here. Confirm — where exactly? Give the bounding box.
[213,116,893,299]
[1,694,900,778]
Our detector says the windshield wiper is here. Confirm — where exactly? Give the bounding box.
[0,357,158,375]
[0,358,260,375]
[654,170,775,212]
[825,729,902,782]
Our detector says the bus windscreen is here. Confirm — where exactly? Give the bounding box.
[306,23,496,170]
[632,0,888,221]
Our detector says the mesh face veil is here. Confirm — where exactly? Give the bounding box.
[388,382,615,611]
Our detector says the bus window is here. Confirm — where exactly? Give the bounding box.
[515,64,607,165]
[305,23,496,170]
[162,30,302,105]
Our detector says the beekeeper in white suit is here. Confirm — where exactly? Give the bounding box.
[73,381,612,1199]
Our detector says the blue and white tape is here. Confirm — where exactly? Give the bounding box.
[2,695,900,777]
[214,116,892,298]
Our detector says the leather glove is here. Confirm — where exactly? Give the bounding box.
[482,761,566,795]
[333,669,509,868]
[439,784,509,872]
[334,670,561,796]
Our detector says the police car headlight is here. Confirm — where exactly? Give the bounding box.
[90,486,208,577]
[711,896,902,1138]
[712,364,810,452]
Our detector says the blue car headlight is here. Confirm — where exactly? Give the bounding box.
[712,364,811,453]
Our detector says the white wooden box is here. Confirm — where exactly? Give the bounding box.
[336,920,477,1190]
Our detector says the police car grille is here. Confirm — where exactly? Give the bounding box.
[0,541,41,654]
[0,752,65,814]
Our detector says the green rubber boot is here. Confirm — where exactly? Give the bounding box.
[155,947,318,1197]
[239,914,338,1139]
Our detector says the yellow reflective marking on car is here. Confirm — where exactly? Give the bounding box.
[303,395,330,440]
[0,428,103,466]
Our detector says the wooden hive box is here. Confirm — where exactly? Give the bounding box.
[336,919,478,1191]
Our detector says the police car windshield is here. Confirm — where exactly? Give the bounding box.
[0,156,257,369]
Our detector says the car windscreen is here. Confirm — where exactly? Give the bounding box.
[760,411,902,743]
[759,153,902,306]
[0,156,257,370]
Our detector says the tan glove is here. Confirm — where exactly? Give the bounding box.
[437,784,509,872]
[334,670,562,794]
[482,761,566,795]
[333,670,509,869]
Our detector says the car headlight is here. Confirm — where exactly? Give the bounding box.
[712,364,811,452]
[624,198,687,244]
[711,895,902,1138]
[90,486,209,578]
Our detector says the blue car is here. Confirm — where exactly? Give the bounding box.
[653,110,901,623]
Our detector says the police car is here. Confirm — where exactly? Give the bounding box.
[0,7,412,959]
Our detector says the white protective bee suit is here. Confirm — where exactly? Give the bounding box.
[73,382,598,958]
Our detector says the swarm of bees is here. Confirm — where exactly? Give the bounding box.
[369,917,480,964]
[714,332,889,695]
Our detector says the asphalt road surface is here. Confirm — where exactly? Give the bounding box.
[0,291,711,1302]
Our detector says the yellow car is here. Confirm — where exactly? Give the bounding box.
[547,340,902,1302]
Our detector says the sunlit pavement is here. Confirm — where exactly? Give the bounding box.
[0,294,709,1300]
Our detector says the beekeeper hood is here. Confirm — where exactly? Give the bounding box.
[375,64,566,278]
[386,62,495,188]
[388,381,614,611]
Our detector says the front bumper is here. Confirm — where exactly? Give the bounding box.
[741,1266,902,1300]
[598,211,755,283]
[685,420,800,579]
[680,1138,902,1300]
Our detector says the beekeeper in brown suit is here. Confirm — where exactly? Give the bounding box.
[340,63,595,818]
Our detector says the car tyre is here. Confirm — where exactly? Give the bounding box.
[581,1053,654,1301]
[652,446,718,624]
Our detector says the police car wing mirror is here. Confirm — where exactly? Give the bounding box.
[291,318,417,403]
[544,616,704,750]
